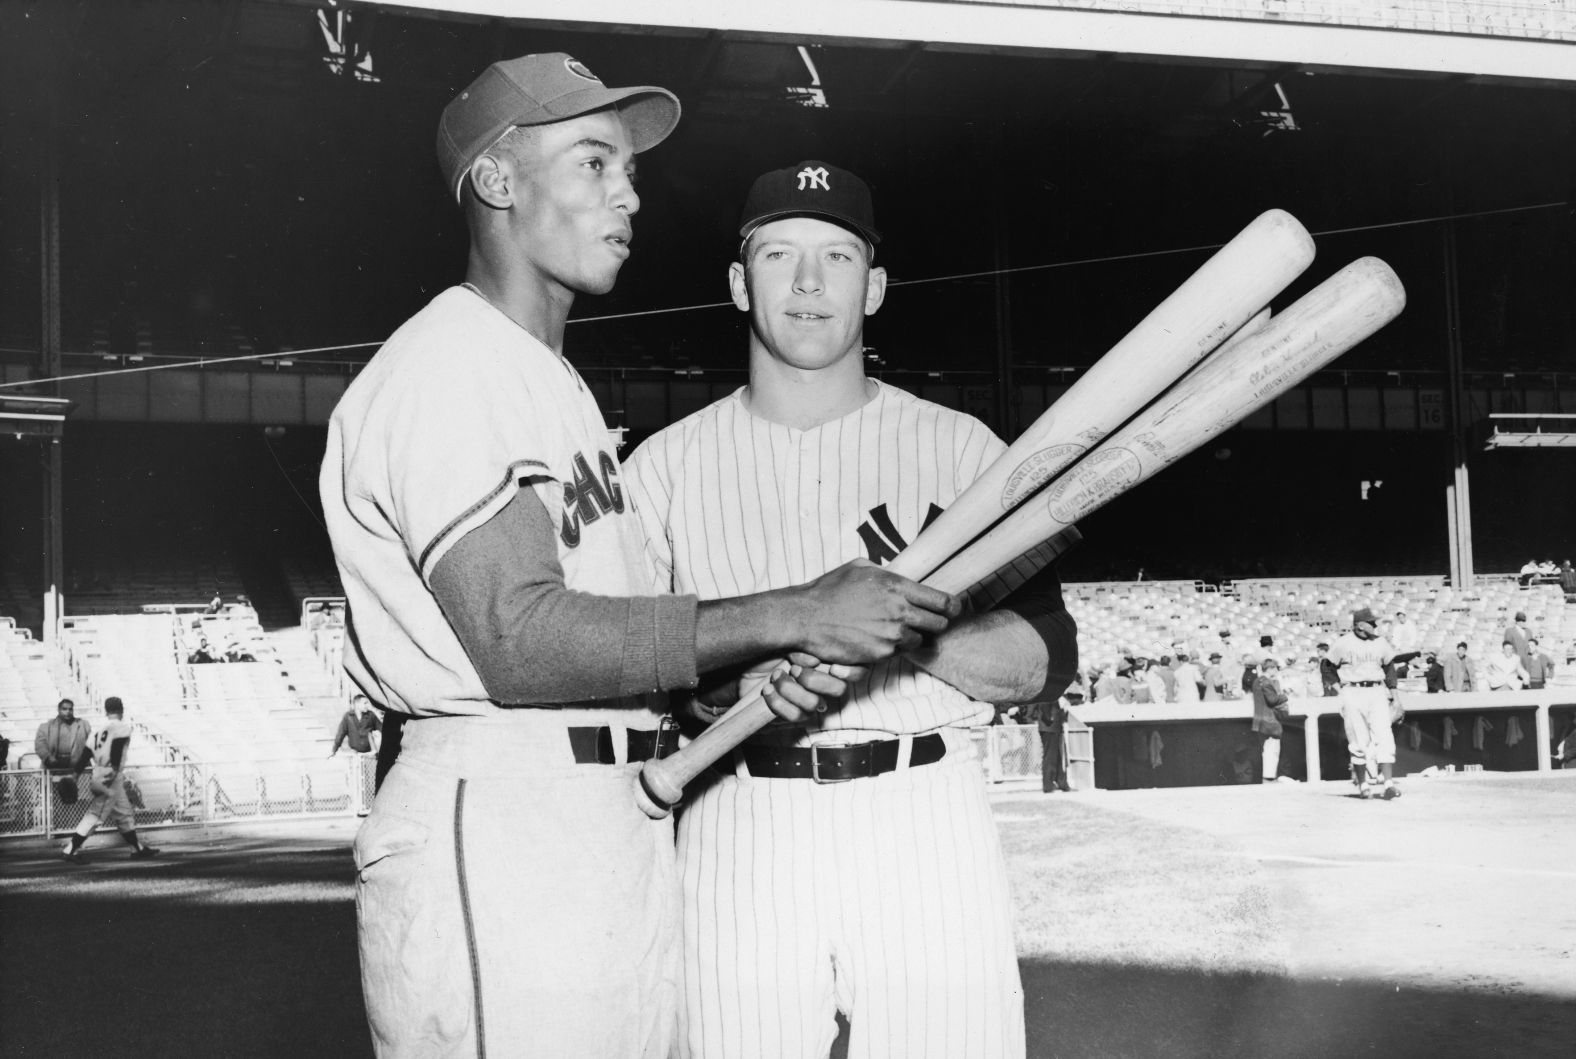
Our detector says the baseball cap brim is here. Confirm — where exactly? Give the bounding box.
[740,207,882,249]
[541,85,680,153]
[446,84,680,201]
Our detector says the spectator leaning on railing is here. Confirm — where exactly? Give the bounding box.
[1525,638,1555,690]
[329,694,382,758]
[1443,641,1476,692]
[1485,641,1530,691]
[35,698,91,802]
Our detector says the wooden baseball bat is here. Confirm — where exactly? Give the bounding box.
[883,208,1314,577]
[926,257,1405,591]
[633,211,1317,819]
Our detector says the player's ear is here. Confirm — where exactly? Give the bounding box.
[728,261,750,312]
[468,153,513,211]
[863,265,887,316]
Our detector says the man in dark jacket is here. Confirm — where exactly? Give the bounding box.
[1250,657,1291,783]
[1032,698,1071,793]
[329,694,382,757]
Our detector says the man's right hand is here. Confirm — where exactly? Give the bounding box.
[788,559,960,664]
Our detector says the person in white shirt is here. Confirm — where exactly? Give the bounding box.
[1389,610,1421,654]
[1485,640,1530,691]
[1171,653,1204,703]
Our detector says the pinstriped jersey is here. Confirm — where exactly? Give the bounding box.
[624,380,1047,737]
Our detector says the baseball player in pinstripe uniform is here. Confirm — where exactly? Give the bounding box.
[321,64,956,1059]
[625,161,1079,1059]
[1330,606,1401,799]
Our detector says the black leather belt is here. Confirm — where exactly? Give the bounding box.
[568,721,678,765]
[732,733,947,783]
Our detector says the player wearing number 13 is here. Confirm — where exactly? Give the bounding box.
[625,162,1080,1059]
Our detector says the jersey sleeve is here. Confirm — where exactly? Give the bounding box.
[622,434,678,592]
[377,349,564,583]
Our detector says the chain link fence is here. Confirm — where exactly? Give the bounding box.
[0,755,377,840]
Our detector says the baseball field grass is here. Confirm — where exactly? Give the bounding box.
[2,773,1573,1058]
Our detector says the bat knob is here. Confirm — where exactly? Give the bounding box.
[634,762,679,820]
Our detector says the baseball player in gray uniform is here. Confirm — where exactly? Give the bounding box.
[320,62,956,1059]
[625,162,1079,1059]
[59,697,160,861]
[1330,606,1401,799]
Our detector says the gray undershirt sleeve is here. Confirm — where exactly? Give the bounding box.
[430,485,699,704]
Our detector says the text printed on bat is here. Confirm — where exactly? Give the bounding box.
[1000,442,1086,507]
[1045,446,1142,523]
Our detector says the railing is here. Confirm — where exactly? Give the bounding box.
[0,728,1071,842]
[0,755,378,840]
[300,596,346,627]
[1065,580,1212,597]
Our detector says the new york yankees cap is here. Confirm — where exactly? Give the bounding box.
[739,160,882,249]
[437,52,681,203]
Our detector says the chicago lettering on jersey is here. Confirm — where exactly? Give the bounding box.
[560,450,625,548]
[855,501,944,565]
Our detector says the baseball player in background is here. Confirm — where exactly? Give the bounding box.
[1330,606,1401,799]
[625,161,1079,1059]
[319,63,956,1059]
[60,696,160,862]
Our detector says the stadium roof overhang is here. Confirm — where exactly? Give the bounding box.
[1483,413,1576,449]
[366,0,1576,86]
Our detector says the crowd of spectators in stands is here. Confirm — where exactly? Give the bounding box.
[1518,558,1576,591]
[1065,608,1567,709]
[186,636,256,665]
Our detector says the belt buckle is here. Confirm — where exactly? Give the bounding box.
[654,716,680,760]
[810,740,863,784]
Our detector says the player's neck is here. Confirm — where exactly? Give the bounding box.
[463,253,572,355]
[743,352,875,430]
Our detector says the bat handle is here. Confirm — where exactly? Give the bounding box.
[634,667,780,819]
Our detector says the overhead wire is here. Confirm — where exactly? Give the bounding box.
[2,198,1565,392]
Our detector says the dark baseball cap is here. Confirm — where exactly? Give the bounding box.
[738,160,882,249]
[437,52,680,203]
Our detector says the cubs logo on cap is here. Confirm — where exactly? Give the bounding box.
[564,57,599,82]
[738,159,882,249]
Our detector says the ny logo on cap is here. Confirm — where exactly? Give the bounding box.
[796,166,830,191]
